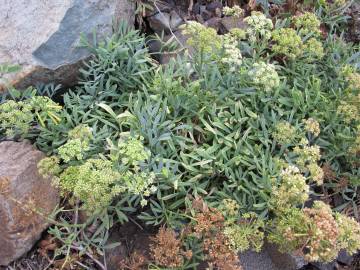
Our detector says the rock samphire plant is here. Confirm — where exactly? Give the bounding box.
[1,5,360,269]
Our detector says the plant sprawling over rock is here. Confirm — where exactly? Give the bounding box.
[1,3,360,269]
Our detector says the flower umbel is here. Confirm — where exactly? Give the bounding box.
[249,62,280,92]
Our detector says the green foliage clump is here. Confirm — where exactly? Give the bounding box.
[3,12,360,268]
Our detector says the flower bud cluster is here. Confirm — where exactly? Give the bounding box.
[293,12,321,37]
[303,118,320,137]
[244,11,273,43]
[272,28,303,59]
[224,212,265,252]
[0,96,62,137]
[223,5,244,17]
[269,201,360,263]
[58,125,93,162]
[248,62,280,92]
[271,165,309,210]
[337,101,358,123]
[221,34,243,72]
[273,121,297,144]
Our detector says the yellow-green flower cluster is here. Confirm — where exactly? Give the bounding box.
[303,38,324,60]
[272,165,309,211]
[0,96,61,137]
[303,118,320,137]
[293,12,321,37]
[229,28,246,40]
[307,163,324,185]
[110,136,151,166]
[335,213,360,255]
[224,212,265,253]
[68,124,93,141]
[268,207,309,251]
[273,121,297,144]
[58,125,93,163]
[244,11,273,43]
[302,201,339,262]
[223,5,244,17]
[60,159,123,212]
[27,96,62,126]
[221,34,242,72]
[219,198,240,221]
[325,0,347,10]
[181,21,221,54]
[349,125,360,155]
[345,72,360,90]
[248,62,280,92]
[109,136,156,206]
[0,100,33,137]
[38,156,61,179]
[122,170,156,207]
[270,201,360,263]
[337,101,358,123]
[58,139,86,162]
[269,201,342,262]
[293,144,321,168]
[272,28,303,59]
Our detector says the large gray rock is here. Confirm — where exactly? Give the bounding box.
[0,0,135,92]
[239,249,281,270]
[266,242,307,270]
[0,141,59,266]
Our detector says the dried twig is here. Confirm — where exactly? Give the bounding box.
[70,245,106,270]
[152,1,186,50]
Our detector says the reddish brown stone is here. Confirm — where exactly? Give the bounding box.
[0,141,59,266]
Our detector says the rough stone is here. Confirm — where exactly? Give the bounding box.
[219,16,247,34]
[0,141,59,266]
[239,249,281,270]
[266,242,307,270]
[204,17,222,31]
[309,261,338,270]
[206,1,223,12]
[147,10,184,34]
[0,0,135,92]
[201,10,213,21]
[145,0,175,17]
[350,2,360,42]
[336,249,353,266]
